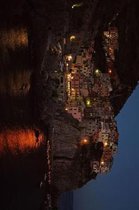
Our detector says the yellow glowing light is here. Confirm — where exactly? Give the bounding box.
[87,100,90,105]
[94,69,101,76]
[101,161,105,165]
[66,63,69,66]
[104,142,108,147]
[103,31,111,38]
[65,108,68,111]
[70,35,76,41]
[86,98,91,107]
[67,81,71,96]
[67,73,71,79]
[67,55,73,61]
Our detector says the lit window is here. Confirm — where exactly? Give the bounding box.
[86,98,91,107]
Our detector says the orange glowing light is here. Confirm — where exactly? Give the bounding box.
[108,69,112,74]
[0,129,44,155]
[101,161,105,165]
[0,28,28,49]
[80,138,89,145]
[70,35,76,41]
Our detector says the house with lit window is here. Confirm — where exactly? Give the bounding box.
[111,143,118,155]
[75,55,83,66]
[65,106,84,122]
[80,82,89,97]
[70,73,80,100]
[90,160,100,174]
[84,107,96,119]
[109,129,119,143]
[57,74,66,102]
[99,157,113,173]
[80,119,99,137]
[98,131,109,143]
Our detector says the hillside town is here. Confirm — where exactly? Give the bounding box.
[50,26,119,176]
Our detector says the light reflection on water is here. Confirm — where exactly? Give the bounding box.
[0,129,44,154]
[0,71,31,96]
[0,72,31,97]
[0,27,31,96]
[0,28,28,49]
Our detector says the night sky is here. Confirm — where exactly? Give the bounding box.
[74,84,139,210]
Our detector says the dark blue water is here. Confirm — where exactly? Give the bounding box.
[58,191,73,210]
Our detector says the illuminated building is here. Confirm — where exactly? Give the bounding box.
[65,106,83,122]
[75,55,83,66]
[80,120,99,137]
[90,161,100,173]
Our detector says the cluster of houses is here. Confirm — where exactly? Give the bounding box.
[102,27,119,84]
[103,26,118,62]
[79,70,118,174]
[52,27,119,174]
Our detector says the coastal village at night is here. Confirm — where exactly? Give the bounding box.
[2,1,139,210]
[50,26,119,176]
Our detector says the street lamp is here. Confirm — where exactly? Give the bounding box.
[100,160,105,165]
[67,55,72,61]
[70,35,76,41]
[104,141,108,147]
[108,69,112,74]
[80,137,89,145]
